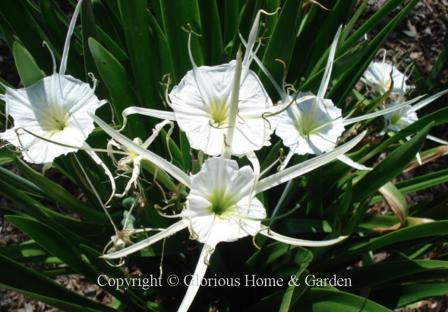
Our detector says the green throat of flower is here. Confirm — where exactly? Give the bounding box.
[208,100,229,128]
[295,116,321,136]
[208,189,235,216]
[389,114,401,125]
[41,114,68,132]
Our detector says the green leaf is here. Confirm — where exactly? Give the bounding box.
[0,148,16,165]
[0,1,53,72]
[316,221,448,270]
[6,215,93,273]
[14,158,107,222]
[260,0,302,96]
[0,253,113,312]
[88,38,146,136]
[352,123,432,202]
[12,41,45,86]
[118,0,159,107]
[345,259,448,291]
[279,248,313,312]
[397,168,448,194]
[0,166,42,196]
[157,0,204,81]
[199,0,224,65]
[81,0,98,79]
[301,288,391,312]
[394,282,448,307]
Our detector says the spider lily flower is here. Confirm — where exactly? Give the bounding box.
[382,89,448,164]
[118,11,275,157]
[361,61,411,95]
[247,28,446,170]
[93,115,365,312]
[0,0,105,164]
[248,27,365,169]
[107,120,173,197]
[384,98,418,132]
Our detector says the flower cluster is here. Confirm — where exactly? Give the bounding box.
[1,2,447,311]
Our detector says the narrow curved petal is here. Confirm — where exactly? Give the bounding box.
[343,95,424,126]
[178,245,211,312]
[255,131,366,193]
[93,115,191,187]
[59,0,83,75]
[317,26,341,99]
[337,155,372,171]
[427,135,448,145]
[120,106,176,131]
[102,220,188,259]
[260,226,348,247]
[408,89,448,113]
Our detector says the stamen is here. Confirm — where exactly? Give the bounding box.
[42,41,57,74]
[87,72,98,90]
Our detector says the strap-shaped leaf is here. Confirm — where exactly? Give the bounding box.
[0,253,113,312]
[352,123,432,202]
[118,0,159,106]
[12,42,45,86]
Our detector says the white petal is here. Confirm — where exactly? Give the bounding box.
[362,62,409,94]
[102,220,188,259]
[120,106,175,131]
[184,157,266,245]
[93,115,191,187]
[337,155,372,171]
[317,26,341,99]
[259,226,348,247]
[275,94,345,155]
[343,95,424,126]
[427,135,448,145]
[169,61,273,156]
[59,0,83,75]
[256,131,365,193]
[178,245,211,312]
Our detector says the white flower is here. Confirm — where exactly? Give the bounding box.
[261,27,361,169]
[118,10,275,157]
[93,115,366,312]
[0,0,103,164]
[247,27,447,170]
[362,61,410,95]
[384,100,418,132]
[0,74,104,164]
[275,93,345,155]
[167,59,273,156]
